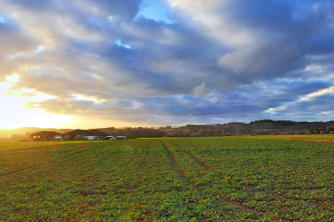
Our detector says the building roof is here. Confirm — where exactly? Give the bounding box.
[31,131,63,137]
[64,129,107,138]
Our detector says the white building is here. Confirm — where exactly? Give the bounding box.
[116,136,127,139]
[105,135,116,140]
[85,136,100,140]
[54,135,63,141]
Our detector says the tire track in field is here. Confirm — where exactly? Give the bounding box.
[2,145,64,153]
[184,150,210,170]
[174,142,256,192]
[284,186,333,190]
[0,144,96,178]
[0,165,40,177]
[160,141,187,180]
[161,141,254,216]
[172,142,331,217]
[160,141,215,221]
[1,145,51,153]
[172,142,259,215]
[288,139,334,143]
[2,142,91,153]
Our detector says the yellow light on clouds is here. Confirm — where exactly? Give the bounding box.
[71,93,107,104]
[5,73,20,83]
[0,74,72,129]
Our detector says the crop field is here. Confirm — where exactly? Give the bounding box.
[1,136,334,221]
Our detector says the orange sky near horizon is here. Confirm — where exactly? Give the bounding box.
[0,74,150,129]
[0,74,70,128]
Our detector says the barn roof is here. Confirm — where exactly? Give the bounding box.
[64,129,107,137]
[31,131,63,137]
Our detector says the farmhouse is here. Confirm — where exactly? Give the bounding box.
[30,130,128,141]
[116,136,127,139]
[31,131,63,141]
[105,135,116,140]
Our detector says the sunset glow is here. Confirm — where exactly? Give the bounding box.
[0,74,72,128]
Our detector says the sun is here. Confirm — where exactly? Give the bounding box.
[0,74,72,129]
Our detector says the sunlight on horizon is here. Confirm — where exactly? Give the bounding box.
[0,74,148,129]
[0,74,73,129]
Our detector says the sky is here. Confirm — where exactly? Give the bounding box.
[0,0,334,128]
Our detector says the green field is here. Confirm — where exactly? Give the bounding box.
[1,136,334,221]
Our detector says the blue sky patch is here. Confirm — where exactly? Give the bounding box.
[115,39,133,50]
[136,0,175,24]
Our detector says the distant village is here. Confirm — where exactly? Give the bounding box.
[31,129,127,141]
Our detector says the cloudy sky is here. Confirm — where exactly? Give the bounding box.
[0,0,334,128]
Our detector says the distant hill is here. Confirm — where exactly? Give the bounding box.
[2,120,334,139]
[97,120,334,138]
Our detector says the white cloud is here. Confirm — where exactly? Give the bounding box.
[71,93,107,104]
[301,86,334,101]
[192,82,209,96]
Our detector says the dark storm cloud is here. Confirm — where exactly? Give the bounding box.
[217,0,334,80]
[1,0,334,125]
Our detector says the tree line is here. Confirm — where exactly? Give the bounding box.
[2,120,334,140]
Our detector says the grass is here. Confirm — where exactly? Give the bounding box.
[0,135,334,221]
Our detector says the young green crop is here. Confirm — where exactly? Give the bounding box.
[0,135,333,221]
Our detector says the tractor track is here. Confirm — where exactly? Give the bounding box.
[160,141,254,215]
[0,145,95,178]
[288,139,334,143]
[160,141,187,180]
[171,142,268,214]
[184,150,210,170]
[1,145,54,153]
[0,165,41,177]
[1,142,91,153]
[171,142,333,217]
